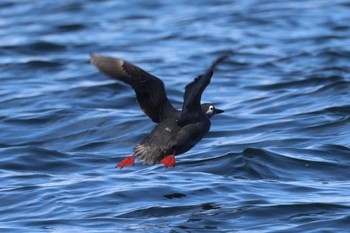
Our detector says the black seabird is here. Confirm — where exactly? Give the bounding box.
[90,54,228,168]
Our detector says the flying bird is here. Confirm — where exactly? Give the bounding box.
[90,54,228,168]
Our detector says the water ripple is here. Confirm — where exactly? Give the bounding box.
[1,0,350,232]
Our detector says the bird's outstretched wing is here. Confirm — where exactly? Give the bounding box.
[90,54,176,123]
[178,54,229,125]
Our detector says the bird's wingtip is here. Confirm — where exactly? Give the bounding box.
[211,52,232,69]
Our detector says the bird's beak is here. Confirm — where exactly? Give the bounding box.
[215,108,224,114]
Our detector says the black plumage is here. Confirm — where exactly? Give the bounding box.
[90,54,227,167]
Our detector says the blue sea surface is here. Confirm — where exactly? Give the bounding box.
[1,0,350,232]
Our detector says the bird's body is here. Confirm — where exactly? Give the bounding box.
[90,54,227,168]
[135,111,210,164]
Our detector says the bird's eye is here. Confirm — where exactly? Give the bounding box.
[210,106,214,111]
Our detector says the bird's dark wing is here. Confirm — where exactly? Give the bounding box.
[178,55,229,125]
[90,54,176,123]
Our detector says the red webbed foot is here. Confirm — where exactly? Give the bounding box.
[160,154,176,168]
[116,155,135,169]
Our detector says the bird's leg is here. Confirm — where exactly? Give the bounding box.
[116,154,136,169]
[160,153,176,168]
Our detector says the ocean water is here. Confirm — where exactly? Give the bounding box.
[1,0,350,232]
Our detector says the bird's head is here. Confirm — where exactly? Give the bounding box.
[201,103,224,118]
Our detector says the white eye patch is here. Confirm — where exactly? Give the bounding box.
[206,105,215,115]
